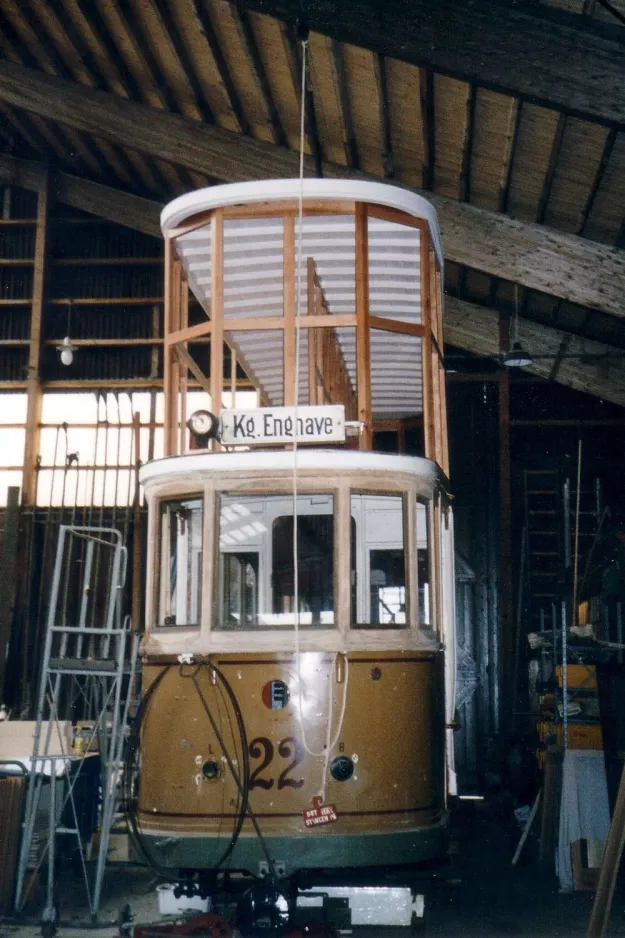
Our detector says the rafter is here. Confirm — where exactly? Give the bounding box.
[330,39,358,170]
[229,4,286,146]
[150,0,214,124]
[237,0,625,130]
[373,54,394,179]
[419,68,435,191]
[280,22,323,176]
[192,0,248,134]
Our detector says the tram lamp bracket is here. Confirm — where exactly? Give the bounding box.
[187,409,220,448]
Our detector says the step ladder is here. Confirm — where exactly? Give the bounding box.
[14,525,140,931]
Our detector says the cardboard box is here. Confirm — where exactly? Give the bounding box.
[555,664,597,690]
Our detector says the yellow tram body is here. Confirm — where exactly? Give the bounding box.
[137,180,456,876]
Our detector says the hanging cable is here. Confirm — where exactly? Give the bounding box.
[290,24,349,782]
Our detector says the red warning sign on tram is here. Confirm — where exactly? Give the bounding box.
[304,796,338,828]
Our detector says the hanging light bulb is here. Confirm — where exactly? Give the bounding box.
[56,300,77,366]
[58,335,77,366]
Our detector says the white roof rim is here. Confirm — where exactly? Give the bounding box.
[161,178,443,269]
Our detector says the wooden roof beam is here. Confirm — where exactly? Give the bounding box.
[238,0,625,130]
[445,296,625,409]
[0,67,624,317]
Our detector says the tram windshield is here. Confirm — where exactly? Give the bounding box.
[217,493,335,629]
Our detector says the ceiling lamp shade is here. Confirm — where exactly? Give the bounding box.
[503,341,534,368]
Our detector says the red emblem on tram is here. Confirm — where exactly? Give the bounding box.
[303,796,338,828]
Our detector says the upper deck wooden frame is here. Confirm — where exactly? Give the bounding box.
[161,179,448,476]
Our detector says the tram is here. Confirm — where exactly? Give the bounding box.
[136,179,457,879]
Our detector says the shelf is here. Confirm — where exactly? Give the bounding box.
[0,258,34,266]
[0,219,36,226]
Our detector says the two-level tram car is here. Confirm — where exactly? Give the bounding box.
[136,179,456,881]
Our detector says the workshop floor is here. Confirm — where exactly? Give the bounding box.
[3,803,625,937]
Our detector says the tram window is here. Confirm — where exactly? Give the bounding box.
[221,552,258,627]
[157,497,203,627]
[350,494,407,628]
[417,500,431,626]
[217,493,335,629]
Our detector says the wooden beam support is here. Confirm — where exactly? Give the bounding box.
[237,0,625,129]
[0,487,20,700]
[21,166,48,506]
[445,295,625,408]
[210,210,225,444]
[355,203,371,449]
[283,215,296,405]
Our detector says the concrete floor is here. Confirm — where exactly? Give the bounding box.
[3,804,625,937]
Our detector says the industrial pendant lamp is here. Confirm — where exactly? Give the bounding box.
[503,286,534,368]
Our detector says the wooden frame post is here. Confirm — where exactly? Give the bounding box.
[163,235,177,457]
[210,210,224,449]
[179,271,189,454]
[420,228,435,463]
[355,203,372,449]
[22,168,48,506]
[283,216,296,406]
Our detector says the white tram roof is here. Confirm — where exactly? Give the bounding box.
[161,180,443,420]
[139,448,438,488]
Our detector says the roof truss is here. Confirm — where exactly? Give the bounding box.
[0,62,624,320]
[1,152,623,406]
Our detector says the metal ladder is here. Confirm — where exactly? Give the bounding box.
[14,525,140,933]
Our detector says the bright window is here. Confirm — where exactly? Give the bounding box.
[217,493,335,629]
[351,494,407,628]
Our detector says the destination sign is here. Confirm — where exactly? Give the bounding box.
[220,405,345,445]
